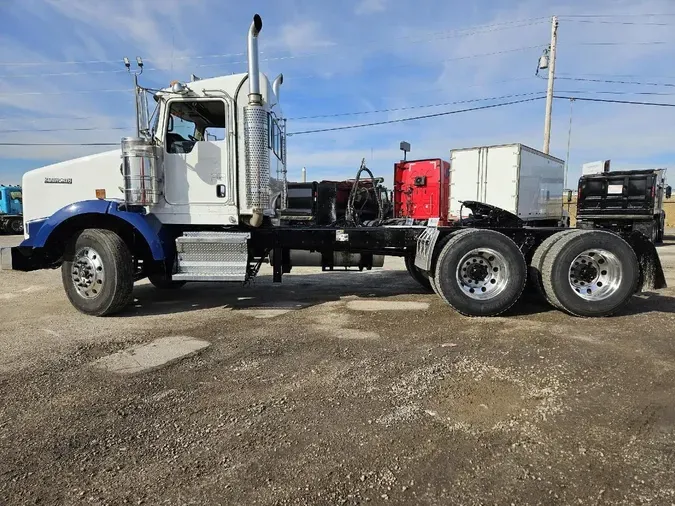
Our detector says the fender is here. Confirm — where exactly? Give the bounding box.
[22,200,167,260]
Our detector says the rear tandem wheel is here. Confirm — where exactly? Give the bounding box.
[433,229,527,317]
[540,230,639,317]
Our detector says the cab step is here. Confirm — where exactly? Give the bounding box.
[173,231,250,282]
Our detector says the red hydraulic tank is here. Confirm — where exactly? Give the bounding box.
[393,158,450,225]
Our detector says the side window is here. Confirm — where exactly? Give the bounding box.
[205,126,226,141]
[268,115,283,161]
[166,100,227,153]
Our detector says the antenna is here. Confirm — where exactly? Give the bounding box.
[123,56,145,137]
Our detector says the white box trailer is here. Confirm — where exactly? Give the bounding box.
[449,143,565,225]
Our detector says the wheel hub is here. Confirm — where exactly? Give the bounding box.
[568,249,622,301]
[456,248,509,300]
[71,247,105,299]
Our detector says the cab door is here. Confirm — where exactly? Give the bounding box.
[162,97,234,208]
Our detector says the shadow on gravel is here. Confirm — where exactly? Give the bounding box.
[121,270,432,317]
[513,290,675,318]
[618,291,675,316]
[119,269,675,319]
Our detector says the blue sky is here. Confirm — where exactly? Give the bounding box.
[1,0,675,187]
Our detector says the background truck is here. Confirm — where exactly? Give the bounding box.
[0,185,23,234]
[0,14,666,320]
[449,144,565,226]
[576,169,672,243]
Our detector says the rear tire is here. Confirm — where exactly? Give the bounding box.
[541,230,639,317]
[404,255,433,292]
[529,229,581,304]
[433,229,527,316]
[61,229,134,316]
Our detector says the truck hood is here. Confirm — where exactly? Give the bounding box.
[22,149,125,225]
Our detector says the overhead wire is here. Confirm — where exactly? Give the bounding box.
[290,92,546,120]
[556,76,675,88]
[0,126,129,134]
[553,95,675,107]
[0,142,118,146]
[0,16,549,68]
[561,19,674,25]
[4,94,674,144]
[0,44,543,85]
[287,96,545,136]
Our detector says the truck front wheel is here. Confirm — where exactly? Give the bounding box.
[433,229,527,316]
[61,229,134,316]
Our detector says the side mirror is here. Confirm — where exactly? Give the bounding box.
[566,189,573,202]
[666,185,672,199]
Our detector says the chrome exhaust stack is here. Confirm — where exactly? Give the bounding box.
[243,14,268,227]
[247,14,263,105]
[272,73,283,103]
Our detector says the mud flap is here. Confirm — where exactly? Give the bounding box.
[626,231,667,291]
[414,227,440,271]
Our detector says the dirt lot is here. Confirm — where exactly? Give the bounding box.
[1,233,675,505]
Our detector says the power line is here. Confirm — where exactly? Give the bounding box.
[562,19,673,25]
[290,92,545,120]
[289,45,542,81]
[554,95,675,107]
[288,96,545,136]
[558,89,675,96]
[0,142,118,146]
[556,76,675,88]
[557,72,675,80]
[558,13,675,18]
[0,126,129,134]
[0,17,549,69]
[0,88,131,97]
[574,41,668,46]
[0,44,542,84]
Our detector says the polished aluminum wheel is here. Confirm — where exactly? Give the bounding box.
[455,248,509,300]
[568,249,622,301]
[71,247,105,299]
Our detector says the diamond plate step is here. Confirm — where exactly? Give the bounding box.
[173,231,250,282]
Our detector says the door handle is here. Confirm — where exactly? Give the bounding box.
[216,184,226,198]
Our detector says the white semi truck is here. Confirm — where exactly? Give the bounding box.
[0,15,666,318]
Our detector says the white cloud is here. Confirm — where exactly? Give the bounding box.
[355,0,388,15]
[276,21,335,54]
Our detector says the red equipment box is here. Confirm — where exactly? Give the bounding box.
[393,158,450,224]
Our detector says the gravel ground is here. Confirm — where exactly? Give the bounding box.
[1,232,675,505]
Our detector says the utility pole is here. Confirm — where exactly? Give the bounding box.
[543,16,558,154]
[301,167,307,183]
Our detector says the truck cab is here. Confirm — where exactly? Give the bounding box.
[0,185,23,234]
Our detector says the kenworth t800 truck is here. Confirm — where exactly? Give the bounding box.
[0,15,666,317]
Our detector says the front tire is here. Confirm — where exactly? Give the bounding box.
[61,229,134,316]
[433,229,527,316]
